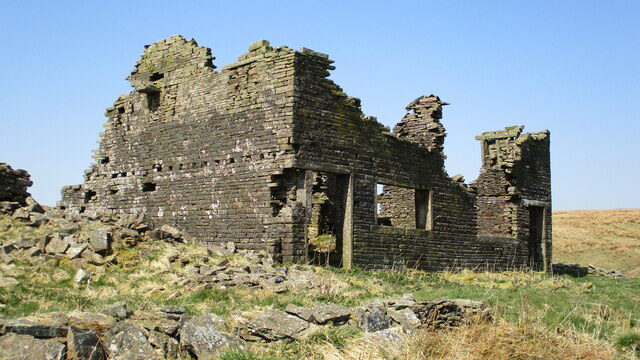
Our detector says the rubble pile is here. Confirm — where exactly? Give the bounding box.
[0,295,490,360]
[0,163,493,359]
[552,262,625,278]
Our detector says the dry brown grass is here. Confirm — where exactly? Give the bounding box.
[399,319,619,360]
[553,209,640,277]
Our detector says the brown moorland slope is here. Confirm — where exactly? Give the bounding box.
[553,208,640,277]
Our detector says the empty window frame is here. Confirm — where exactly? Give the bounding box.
[376,183,432,230]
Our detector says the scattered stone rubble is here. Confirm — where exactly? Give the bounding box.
[1,170,492,359]
[552,263,625,278]
[0,295,490,360]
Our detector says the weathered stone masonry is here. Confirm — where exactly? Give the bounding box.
[60,35,551,271]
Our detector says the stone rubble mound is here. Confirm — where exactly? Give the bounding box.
[0,168,492,359]
[552,262,625,278]
[0,293,490,360]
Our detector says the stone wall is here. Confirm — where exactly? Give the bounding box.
[60,36,552,271]
[61,36,299,256]
[473,126,552,271]
[0,162,33,205]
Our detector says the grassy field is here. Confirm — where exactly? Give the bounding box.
[1,211,639,359]
[553,209,640,277]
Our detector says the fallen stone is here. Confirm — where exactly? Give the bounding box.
[67,326,105,360]
[0,317,68,338]
[157,224,183,240]
[353,305,392,333]
[2,243,17,254]
[11,207,31,220]
[248,309,310,341]
[135,314,180,336]
[45,235,71,254]
[311,303,351,325]
[90,228,112,255]
[103,302,128,320]
[59,221,81,235]
[364,327,405,358]
[0,333,66,360]
[147,330,179,359]
[105,323,159,360]
[67,312,117,333]
[27,212,48,227]
[25,196,44,213]
[25,247,42,257]
[13,238,36,249]
[158,306,186,315]
[67,243,89,260]
[284,304,314,322]
[0,201,20,214]
[117,227,140,240]
[37,235,50,252]
[71,258,88,271]
[383,294,417,309]
[179,312,243,359]
[387,308,421,331]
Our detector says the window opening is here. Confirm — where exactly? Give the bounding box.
[147,92,160,112]
[376,183,432,230]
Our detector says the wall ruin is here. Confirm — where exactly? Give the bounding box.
[60,35,552,272]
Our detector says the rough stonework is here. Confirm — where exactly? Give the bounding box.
[0,163,33,205]
[59,35,552,272]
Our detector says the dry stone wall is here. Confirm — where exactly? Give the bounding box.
[60,36,552,271]
[0,163,33,205]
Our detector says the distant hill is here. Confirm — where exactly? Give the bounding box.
[553,209,640,277]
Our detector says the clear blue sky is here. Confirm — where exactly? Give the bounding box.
[1,1,638,210]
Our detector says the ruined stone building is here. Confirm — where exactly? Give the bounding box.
[59,36,552,271]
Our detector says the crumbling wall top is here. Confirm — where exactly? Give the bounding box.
[0,162,33,205]
[393,94,448,155]
[476,126,550,171]
[475,125,524,141]
[127,35,214,93]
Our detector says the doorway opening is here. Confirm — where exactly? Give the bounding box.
[528,206,545,271]
[306,172,352,268]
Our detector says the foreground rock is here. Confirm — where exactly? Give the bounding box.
[180,313,243,359]
[0,333,66,360]
[67,326,105,360]
[248,309,311,341]
[105,323,158,360]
